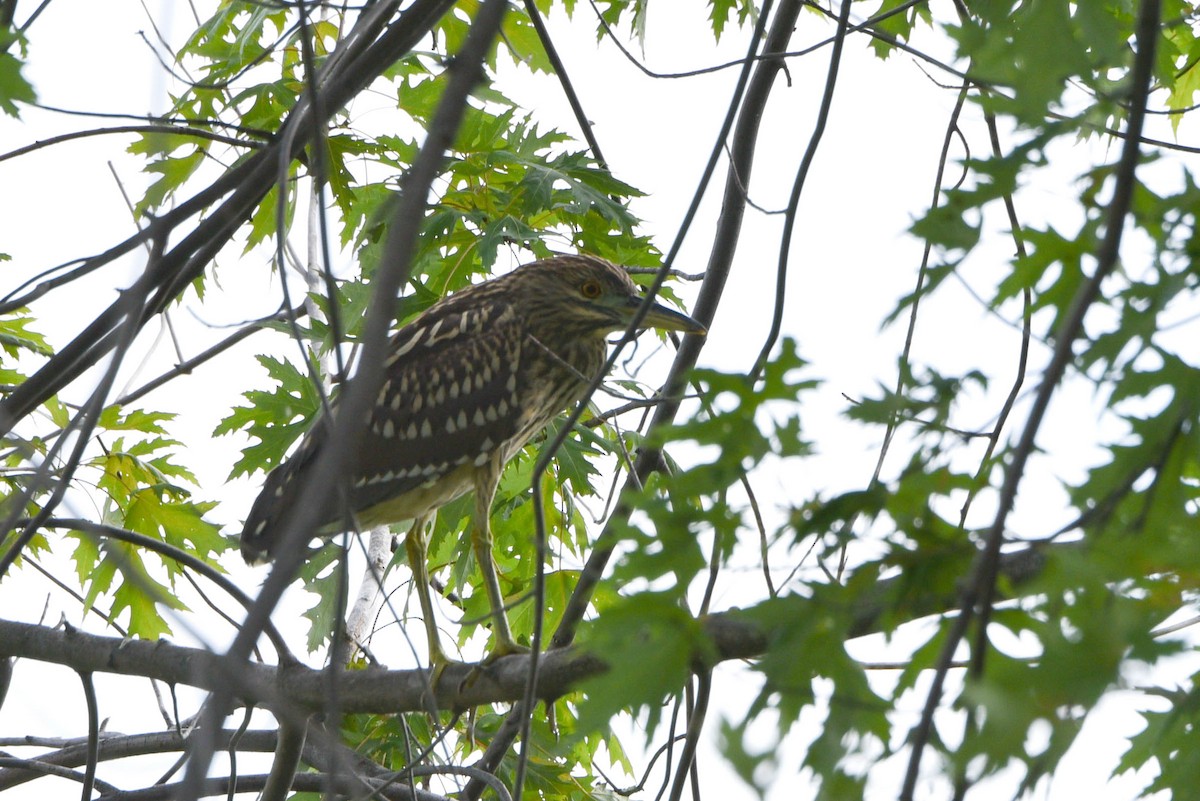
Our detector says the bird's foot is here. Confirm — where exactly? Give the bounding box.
[482,637,529,664]
[423,648,471,698]
[455,639,530,691]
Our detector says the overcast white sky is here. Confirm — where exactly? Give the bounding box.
[1,2,1198,799]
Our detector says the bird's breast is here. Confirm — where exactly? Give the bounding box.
[352,461,479,529]
[510,333,607,445]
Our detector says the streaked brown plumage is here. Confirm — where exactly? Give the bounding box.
[240,254,705,664]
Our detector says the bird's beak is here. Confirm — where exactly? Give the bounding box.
[624,294,707,335]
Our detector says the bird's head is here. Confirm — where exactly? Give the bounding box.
[517,254,707,339]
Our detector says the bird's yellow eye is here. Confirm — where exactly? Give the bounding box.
[581,280,603,299]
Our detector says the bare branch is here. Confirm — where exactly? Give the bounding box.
[0,124,262,165]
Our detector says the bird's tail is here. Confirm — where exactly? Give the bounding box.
[239,455,311,564]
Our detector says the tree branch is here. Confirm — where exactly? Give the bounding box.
[0,541,1058,714]
[0,730,279,792]
[0,124,262,165]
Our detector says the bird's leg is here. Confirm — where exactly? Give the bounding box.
[404,514,451,668]
[472,470,526,659]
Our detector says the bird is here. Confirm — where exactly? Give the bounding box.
[240,253,706,668]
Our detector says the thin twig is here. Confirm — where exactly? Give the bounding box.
[523,0,607,167]
[666,671,711,801]
[749,0,853,380]
[78,671,99,801]
[114,305,302,407]
[0,124,262,165]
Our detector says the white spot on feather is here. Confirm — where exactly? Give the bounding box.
[391,330,423,361]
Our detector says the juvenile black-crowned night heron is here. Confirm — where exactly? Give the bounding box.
[240,254,705,666]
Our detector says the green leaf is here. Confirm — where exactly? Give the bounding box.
[97,406,174,434]
[708,0,756,41]
[948,3,1101,125]
[501,569,580,647]
[128,128,197,158]
[1169,55,1200,134]
[538,419,603,497]
[718,716,777,799]
[867,0,933,59]
[137,148,206,214]
[0,50,36,117]
[125,491,225,562]
[477,214,540,267]
[0,312,52,357]
[575,593,709,737]
[213,355,322,478]
[1117,685,1200,793]
[246,181,296,252]
[69,531,105,597]
[69,534,187,639]
[736,591,887,795]
[500,11,553,73]
[299,544,342,653]
[910,198,981,253]
[110,553,187,639]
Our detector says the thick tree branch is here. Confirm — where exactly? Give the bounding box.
[0,730,280,791]
[95,772,441,801]
[0,757,119,794]
[0,542,1055,714]
[0,726,446,800]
